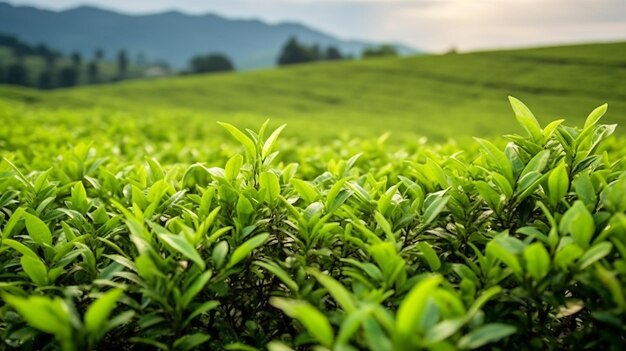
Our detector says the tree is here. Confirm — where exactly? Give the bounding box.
[88,61,99,83]
[189,54,234,74]
[278,37,317,66]
[37,70,54,89]
[324,46,343,60]
[34,44,53,58]
[362,44,398,59]
[0,34,34,58]
[58,67,78,87]
[117,50,128,78]
[43,51,58,68]
[71,52,82,67]
[277,37,337,66]
[5,63,28,85]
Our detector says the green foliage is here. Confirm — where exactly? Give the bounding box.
[188,53,235,74]
[5,41,626,141]
[277,37,344,66]
[1,97,626,351]
[362,44,398,59]
[0,34,148,89]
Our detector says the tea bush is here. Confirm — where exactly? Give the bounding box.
[1,97,625,350]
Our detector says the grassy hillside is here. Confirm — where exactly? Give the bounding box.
[1,41,625,140]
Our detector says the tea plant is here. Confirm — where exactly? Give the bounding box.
[1,97,625,350]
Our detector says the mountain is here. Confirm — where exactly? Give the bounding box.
[0,2,416,70]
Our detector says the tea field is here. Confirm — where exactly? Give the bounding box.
[1,41,626,350]
[1,41,626,141]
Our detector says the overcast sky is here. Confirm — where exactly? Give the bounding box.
[7,0,626,52]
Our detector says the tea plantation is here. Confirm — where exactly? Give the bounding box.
[1,41,626,350]
[2,41,626,140]
[0,94,625,350]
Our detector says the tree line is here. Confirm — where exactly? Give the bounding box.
[184,37,399,73]
[1,33,400,89]
[0,33,140,89]
[277,37,398,66]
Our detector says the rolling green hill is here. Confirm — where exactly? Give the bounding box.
[1,41,625,141]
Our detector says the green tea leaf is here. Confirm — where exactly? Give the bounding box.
[583,103,608,130]
[578,242,613,269]
[458,323,516,349]
[262,124,287,159]
[2,207,25,239]
[255,260,299,292]
[560,201,595,248]
[3,294,71,337]
[417,241,441,271]
[224,154,243,182]
[158,233,206,270]
[23,212,52,246]
[290,178,319,203]
[423,195,449,226]
[548,162,569,207]
[395,275,442,347]
[554,244,584,270]
[85,288,124,335]
[20,255,48,286]
[260,171,281,203]
[573,173,596,208]
[180,270,213,308]
[174,333,211,351]
[486,237,523,278]
[509,96,542,141]
[228,233,269,267]
[2,238,39,258]
[523,243,550,280]
[311,270,357,313]
[218,122,257,161]
[212,241,229,268]
[270,298,334,347]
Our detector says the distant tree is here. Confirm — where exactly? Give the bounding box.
[445,46,458,55]
[71,52,82,67]
[37,70,54,89]
[13,48,27,62]
[0,34,19,48]
[117,50,128,78]
[43,51,58,68]
[0,34,33,58]
[324,46,343,60]
[5,63,28,85]
[362,44,398,59]
[278,37,320,66]
[87,61,99,83]
[58,67,78,87]
[34,44,51,58]
[310,44,322,61]
[189,53,234,73]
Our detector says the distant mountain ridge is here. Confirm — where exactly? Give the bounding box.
[0,2,417,69]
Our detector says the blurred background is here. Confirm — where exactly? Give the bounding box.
[0,0,625,139]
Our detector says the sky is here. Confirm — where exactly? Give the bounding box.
[6,0,626,52]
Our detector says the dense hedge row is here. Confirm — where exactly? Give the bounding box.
[1,98,625,350]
